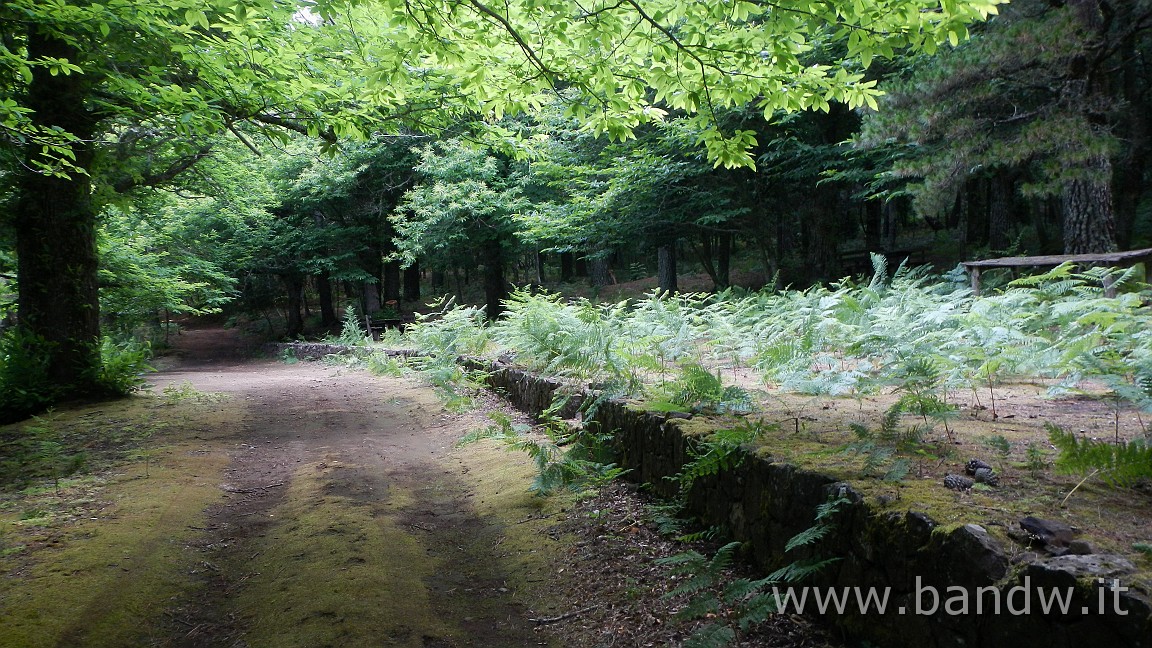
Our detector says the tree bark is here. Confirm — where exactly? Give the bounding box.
[362,280,381,317]
[988,174,1012,251]
[716,233,732,289]
[692,233,718,287]
[482,242,507,321]
[864,200,883,252]
[657,244,678,295]
[283,274,305,338]
[560,252,574,282]
[383,261,401,302]
[403,262,421,302]
[588,256,612,288]
[13,29,103,399]
[317,271,337,328]
[1062,154,1118,254]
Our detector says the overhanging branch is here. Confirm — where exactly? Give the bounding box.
[111,145,213,193]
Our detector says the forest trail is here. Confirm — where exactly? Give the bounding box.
[1,327,563,648]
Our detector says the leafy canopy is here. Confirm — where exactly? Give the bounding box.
[2,0,1006,175]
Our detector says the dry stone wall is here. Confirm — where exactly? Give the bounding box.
[480,362,1151,648]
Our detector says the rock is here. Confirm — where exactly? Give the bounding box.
[1019,516,1077,548]
[966,458,994,475]
[1068,540,1095,555]
[953,524,1010,581]
[973,467,999,486]
[1026,553,1137,585]
[1010,551,1040,565]
[944,474,974,491]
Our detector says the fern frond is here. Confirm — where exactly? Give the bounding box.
[1049,423,1152,487]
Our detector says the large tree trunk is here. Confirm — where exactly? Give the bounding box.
[1059,2,1118,254]
[716,233,732,289]
[988,174,1012,251]
[657,244,678,295]
[383,261,401,303]
[560,252,575,282]
[14,29,103,401]
[587,255,612,288]
[1062,154,1117,254]
[362,280,381,317]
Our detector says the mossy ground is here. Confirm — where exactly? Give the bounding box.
[0,346,570,648]
[676,381,1152,591]
[0,394,240,648]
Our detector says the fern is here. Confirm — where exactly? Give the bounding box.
[458,399,626,495]
[1048,423,1152,488]
[336,304,369,347]
[672,419,773,497]
[648,362,755,414]
[657,495,847,647]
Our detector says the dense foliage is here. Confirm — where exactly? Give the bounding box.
[413,259,1152,426]
[6,0,1152,421]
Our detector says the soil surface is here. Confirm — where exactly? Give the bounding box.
[149,326,561,647]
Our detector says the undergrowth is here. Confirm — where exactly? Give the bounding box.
[407,260,1152,441]
[657,494,849,647]
[1048,423,1152,488]
[457,400,626,495]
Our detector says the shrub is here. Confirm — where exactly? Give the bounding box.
[95,336,153,395]
[0,329,58,423]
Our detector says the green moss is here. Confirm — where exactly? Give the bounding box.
[0,394,242,648]
[455,439,568,610]
[0,451,230,648]
[231,465,456,648]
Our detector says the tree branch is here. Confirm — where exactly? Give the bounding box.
[249,112,338,142]
[467,0,560,88]
[111,145,214,193]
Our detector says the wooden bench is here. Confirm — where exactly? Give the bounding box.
[366,301,411,339]
[961,247,1152,297]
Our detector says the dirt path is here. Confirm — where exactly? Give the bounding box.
[152,327,560,648]
[1,327,562,648]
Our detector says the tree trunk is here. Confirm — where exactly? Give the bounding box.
[657,244,678,295]
[403,262,421,302]
[284,274,305,338]
[383,261,401,302]
[482,242,507,321]
[1062,154,1118,254]
[693,234,718,287]
[716,233,732,289]
[362,280,381,317]
[317,271,337,328]
[429,269,445,294]
[804,206,839,283]
[988,174,1012,251]
[13,29,103,401]
[587,256,612,288]
[864,200,883,252]
[560,252,574,282]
